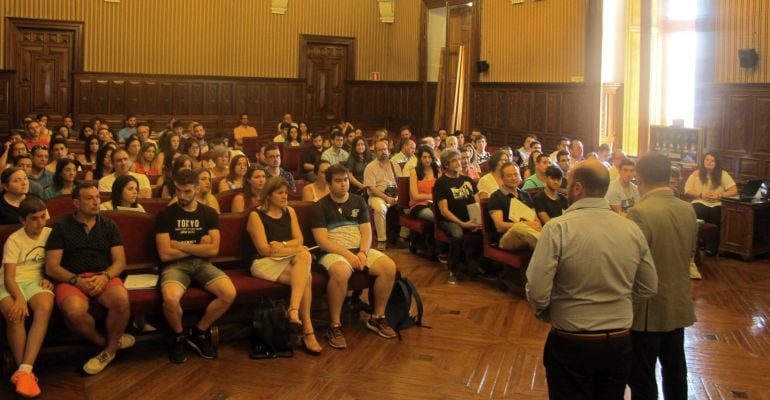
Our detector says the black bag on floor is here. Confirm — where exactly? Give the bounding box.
[369,276,427,340]
[250,301,293,359]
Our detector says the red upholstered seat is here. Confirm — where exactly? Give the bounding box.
[282,145,303,177]
[397,176,429,234]
[138,198,170,215]
[431,201,451,244]
[479,199,532,269]
[45,195,76,220]
[104,211,158,269]
[213,212,253,264]
[215,189,240,213]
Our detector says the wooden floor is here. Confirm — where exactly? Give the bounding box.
[2,249,770,399]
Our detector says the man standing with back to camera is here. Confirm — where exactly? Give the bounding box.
[526,159,658,399]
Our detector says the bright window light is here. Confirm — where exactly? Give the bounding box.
[664,31,695,126]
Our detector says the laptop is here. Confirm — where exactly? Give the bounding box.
[740,179,766,201]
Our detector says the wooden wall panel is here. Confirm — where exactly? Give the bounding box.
[0,0,420,81]
[695,84,770,182]
[346,81,423,133]
[0,70,14,132]
[479,0,587,82]
[713,0,770,83]
[469,82,597,152]
[73,73,305,135]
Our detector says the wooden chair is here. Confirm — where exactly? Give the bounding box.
[396,176,431,252]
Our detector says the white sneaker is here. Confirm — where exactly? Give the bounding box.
[689,262,702,280]
[118,333,136,350]
[83,350,115,375]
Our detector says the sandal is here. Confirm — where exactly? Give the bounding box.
[301,332,323,356]
[286,308,302,332]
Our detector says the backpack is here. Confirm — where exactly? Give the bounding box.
[369,276,427,340]
[249,300,293,359]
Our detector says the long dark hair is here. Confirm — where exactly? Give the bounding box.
[243,166,265,208]
[527,150,542,174]
[698,151,723,189]
[349,136,373,162]
[227,154,249,182]
[52,159,80,189]
[164,155,193,197]
[111,174,140,209]
[84,136,101,163]
[78,125,94,141]
[161,132,182,174]
[415,145,439,181]
[93,144,116,180]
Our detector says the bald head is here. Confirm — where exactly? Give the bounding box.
[568,159,610,202]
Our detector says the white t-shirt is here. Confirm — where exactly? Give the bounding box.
[1,227,51,283]
[605,179,640,212]
[684,170,736,208]
[477,173,500,197]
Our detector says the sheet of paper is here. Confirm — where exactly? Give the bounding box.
[509,197,536,222]
[124,274,159,290]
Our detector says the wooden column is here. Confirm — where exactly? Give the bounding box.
[637,0,652,154]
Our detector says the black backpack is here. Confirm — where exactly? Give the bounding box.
[370,276,427,340]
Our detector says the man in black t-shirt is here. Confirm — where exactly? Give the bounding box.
[155,169,236,364]
[432,149,482,284]
[534,165,569,225]
[310,164,397,350]
[301,132,325,181]
[488,163,541,251]
[45,182,133,375]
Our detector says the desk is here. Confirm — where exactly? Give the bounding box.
[720,198,770,261]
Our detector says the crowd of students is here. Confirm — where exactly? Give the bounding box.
[0,111,739,398]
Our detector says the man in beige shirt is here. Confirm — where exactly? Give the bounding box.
[233,113,258,149]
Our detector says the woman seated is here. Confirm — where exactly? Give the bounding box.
[183,137,204,169]
[345,137,374,196]
[132,141,161,176]
[231,166,267,213]
[153,131,182,174]
[42,159,79,200]
[302,161,331,202]
[522,150,542,180]
[161,155,193,199]
[218,155,249,194]
[246,177,322,354]
[0,168,28,225]
[285,126,302,147]
[409,146,439,258]
[684,151,737,253]
[208,146,230,179]
[84,143,117,181]
[125,136,142,170]
[77,136,101,167]
[477,151,509,200]
[101,175,146,212]
[460,144,481,180]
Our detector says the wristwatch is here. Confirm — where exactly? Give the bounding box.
[68,275,78,285]
[102,271,112,280]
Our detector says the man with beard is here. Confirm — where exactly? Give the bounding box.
[364,139,403,250]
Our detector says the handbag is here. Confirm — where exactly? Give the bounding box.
[249,300,293,359]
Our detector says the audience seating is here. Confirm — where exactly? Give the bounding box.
[215,189,240,213]
[395,176,430,241]
[138,198,170,215]
[478,200,532,270]
[211,176,225,195]
[282,145,303,177]
[241,136,260,158]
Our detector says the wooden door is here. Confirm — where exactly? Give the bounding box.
[5,19,83,125]
[299,35,355,130]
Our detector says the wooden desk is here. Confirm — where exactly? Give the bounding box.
[720,198,770,261]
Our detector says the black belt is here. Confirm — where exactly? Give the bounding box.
[554,328,630,341]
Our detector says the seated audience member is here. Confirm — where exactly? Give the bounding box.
[263,144,296,192]
[443,136,459,153]
[345,136,374,196]
[278,113,299,131]
[274,125,288,143]
[299,121,311,143]
[100,175,146,212]
[36,114,54,137]
[231,166,267,213]
[28,145,54,189]
[11,156,44,198]
[409,145,439,223]
[158,155,192,198]
[521,150,540,180]
[301,132,325,182]
[570,139,584,162]
[124,136,142,169]
[132,141,161,176]
[584,151,600,161]
[98,149,152,199]
[171,169,220,213]
[529,140,543,154]
[477,150,509,200]
[78,125,95,142]
[391,138,416,167]
[208,146,230,179]
[1,168,30,225]
[302,161,331,202]
[597,143,612,168]
[454,130,466,147]
[78,136,101,167]
[218,154,250,193]
[253,144,268,169]
[96,127,115,144]
[153,132,182,173]
[342,129,356,154]
[474,135,490,164]
[42,159,78,200]
[10,141,29,162]
[233,113,258,149]
[45,182,134,374]
[321,131,350,166]
[191,123,209,154]
[433,149,482,284]
[606,158,640,215]
[684,151,737,254]
[488,163,541,250]
[286,126,302,147]
[364,138,404,250]
[522,153,552,190]
[23,120,50,150]
[183,137,204,169]
[311,164,397,349]
[549,137,571,162]
[136,122,153,144]
[117,115,138,142]
[556,150,571,188]
[46,138,71,173]
[534,165,569,224]
[392,127,412,154]
[608,149,627,182]
[460,144,480,180]
[85,144,116,181]
[1,197,54,398]
[155,169,236,363]
[498,146,515,164]
[517,134,538,162]
[247,177,322,354]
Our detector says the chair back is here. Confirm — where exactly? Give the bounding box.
[215,189,240,213]
[45,195,75,220]
[104,211,158,270]
[213,212,252,264]
[397,176,410,209]
[282,145,303,176]
[138,198,171,215]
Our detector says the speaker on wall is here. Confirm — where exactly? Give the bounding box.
[739,49,758,68]
[477,60,490,73]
